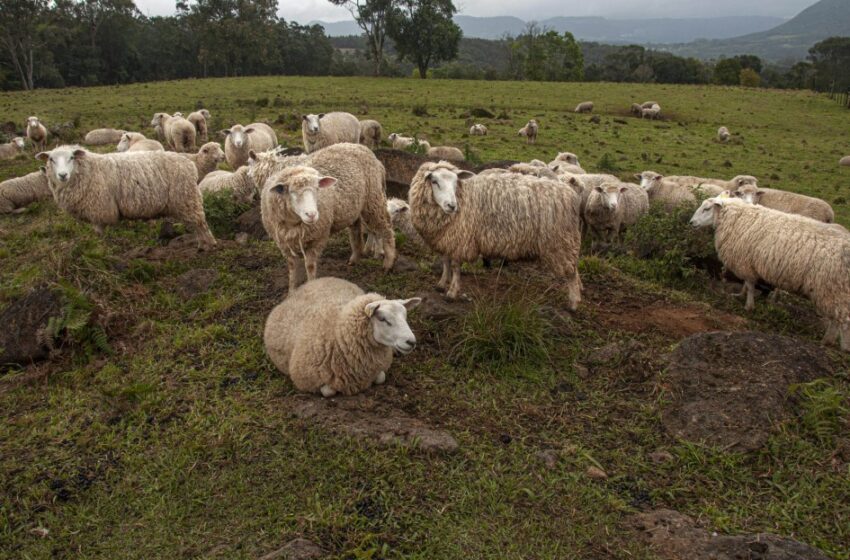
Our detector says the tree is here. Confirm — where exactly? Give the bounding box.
[328,0,393,76]
[808,36,850,92]
[388,0,461,79]
[0,0,50,89]
[739,67,761,87]
[713,57,741,85]
[509,24,583,82]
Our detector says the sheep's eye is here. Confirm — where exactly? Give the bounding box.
[380,317,392,326]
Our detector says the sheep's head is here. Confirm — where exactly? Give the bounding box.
[424,164,475,214]
[387,133,399,142]
[364,298,421,355]
[36,146,86,184]
[730,183,764,205]
[635,171,663,190]
[301,114,324,135]
[200,142,225,163]
[224,125,255,149]
[732,175,758,189]
[150,113,169,127]
[26,116,40,129]
[556,152,579,166]
[12,137,25,150]
[593,184,627,210]
[266,166,336,225]
[199,109,211,119]
[690,196,744,228]
[386,198,410,224]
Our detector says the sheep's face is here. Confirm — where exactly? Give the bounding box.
[116,133,132,152]
[200,109,211,119]
[427,168,475,214]
[36,147,85,184]
[26,117,39,129]
[594,185,626,210]
[690,198,723,228]
[201,143,225,162]
[150,113,168,127]
[365,298,421,354]
[733,176,758,189]
[386,198,410,223]
[227,125,253,149]
[302,114,324,135]
[12,137,25,150]
[388,133,398,142]
[558,152,579,166]
[269,168,336,225]
[731,184,763,205]
[636,172,662,190]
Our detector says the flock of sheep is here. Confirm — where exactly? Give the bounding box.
[1,101,849,398]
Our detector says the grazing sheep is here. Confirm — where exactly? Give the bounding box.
[178,142,225,181]
[150,113,196,152]
[427,146,465,161]
[36,145,215,246]
[690,197,850,350]
[359,119,383,149]
[731,184,835,223]
[302,112,360,154]
[583,183,649,243]
[222,123,278,169]
[26,117,48,151]
[0,137,25,160]
[187,109,211,142]
[631,103,643,115]
[116,132,164,153]
[839,156,850,167]
[0,169,51,213]
[641,104,661,120]
[264,277,420,397]
[641,101,659,109]
[408,161,583,308]
[575,102,594,114]
[258,143,396,292]
[198,166,256,204]
[717,126,731,143]
[469,124,488,136]
[365,197,427,258]
[518,119,539,144]
[83,128,125,146]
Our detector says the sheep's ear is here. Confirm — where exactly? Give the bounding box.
[425,172,434,183]
[620,186,628,193]
[594,185,603,193]
[72,149,86,158]
[633,173,641,180]
[569,177,579,186]
[654,175,663,181]
[220,129,230,137]
[301,115,308,121]
[271,184,287,195]
[35,152,49,161]
[365,301,381,317]
[39,166,46,174]
[756,190,765,196]
[248,150,257,161]
[456,171,475,181]
[401,297,422,310]
[317,176,337,189]
[245,127,255,134]
[398,205,408,213]
[318,113,325,119]
[552,165,560,172]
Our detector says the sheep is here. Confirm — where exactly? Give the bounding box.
[364,197,427,258]
[26,117,48,151]
[187,109,211,142]
[547,152,585,174]
[198,166,256,204]
[583,182,649,243]
[178,142,225,182]
[150,113,196,152]
[264,277,420,397]
[641,101,659,109]
[575,102,594,114]
[408,161,583,308]
[359,119,383,149]
[388,133,415,149]
[116,132,164,153]
[507,163,560,181]
[222,123,278,169]
[839,156,850,167]
[730,184,835,223]
[690,196,850,350]
[83,128,126,146]
[301,112,360,154]
[427,146,465,161]
[0,169,51,213]
[635,171,699,210]
[518,119,539,144]
[641,104,661,120]
[469,124,488,136]
[717,126,731,143]
[630,103,643,115]
[0,137,25,160]
[36,145,215,246]
[258,143,396,292]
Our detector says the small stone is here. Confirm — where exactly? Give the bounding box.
[573,364,590,379]
[586,466,608,480]
[536,450,559,469]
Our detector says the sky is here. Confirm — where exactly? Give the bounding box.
[133,0,816,22]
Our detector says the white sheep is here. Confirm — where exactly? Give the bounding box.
[469,124,488,136]
[630,103,643,115]
[26,117,48,151]
[841,156,850,167]
[178,141,225,182]
[0,137,25,160]
[388,133,415,149]
[302,112,360,154]
[717,126,731,143]
[150,113,196,152]
[583,182,649,243]
[636,171,724,210]
[641,104,661,120]
[0,169,51,213]
[575,102,594,114]
[198,166,256,204]
[518,119,539,144]
[264,277,420,397]
[116,132,164,153]
[364,197,427,258]
[730,183,834,223]
[187,109,211,142]
[359,119,383,149]
[222,123,278,169]
[83,128,125,146]
[641,101,659,109]
[427,146,464,161]
[548,152,585,174]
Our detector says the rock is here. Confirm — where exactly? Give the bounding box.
[0,121,17,135]
[258,538,324,560]
[648,450,674,464]
[236,206,268,240]
[625,509,831,560]
[586,466,608,480]
[613,118,628,125]
[536,450,559,470]
[176,268,218,298]
[287,395,458,453]
[662,331,831,452]
[0,288,63,366]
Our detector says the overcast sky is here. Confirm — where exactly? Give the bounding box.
[133,0,815,22]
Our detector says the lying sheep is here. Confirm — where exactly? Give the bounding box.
[388,133,415,150]
[409,161,582,308]
[259,143,396,292]
[0,169,51,213]
[717,126,731,143]
[469,124,488,136]
[507,163,559,181]
[575,102,594,114]
[116,132,164,152]
[36,145,215,246]
[264,277,420,397]
[150,113,196,152]
[839,156,850,167]
[302,112,360,154]
[731,184,834,223]
[427,146,465,161]
[178,142,225,182]
[83,128,125,146]
[359,119,383,149]
[583,183,649,243]
[0,137,25,160]
[641,104,661,120]
[518,119,539,144]
[198,166,256,204]
[690,196,850,350]
[222,123,278,169]
[26,117,48,151]
[187,109,211,142]
[636,171,699,209]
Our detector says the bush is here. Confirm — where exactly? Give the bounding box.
[202,190,252,239]
[596,152,621,173]
[411,104,431,117]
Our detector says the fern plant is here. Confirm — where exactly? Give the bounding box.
[790,379,849,445]
[40,283,111,360]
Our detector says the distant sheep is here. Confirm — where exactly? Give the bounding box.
[359,119,383,149]
[116,132,164,153]
[222,123,278,169]
[0,169,51,213]
[302,112,360,154]
[0,137,25,160]
[150,113,196,152]
[469,124,488,136]
[198,166,256,204]
[840,156,850,167]
[641,104,661,120]
[187,109,211,142]
[641,101,659,109]
[731,183,834,223]
[583,183,649,243]
[548,152,585,174]
[264,277,420,397]
[26,117,48,151]
[178,142,226,182]
[388,133,415,149]
[37,145,215,246]
[630,103,643,115]
[575,102,594,114]
[83,128,125,146]
[427,146,465,161]
[717,126,731,143]
[518,119,539,144]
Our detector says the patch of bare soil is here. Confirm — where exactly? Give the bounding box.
[591,297,746,339]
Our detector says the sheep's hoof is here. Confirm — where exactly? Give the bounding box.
[374,371,386,385]
[320,385,337,398]
[348,257,360,266]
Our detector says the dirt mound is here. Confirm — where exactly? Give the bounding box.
[626,509,830,560]
[662,331,832,452]
[0,288,63,367]
[236,206,269,240]
[287,394,458,453]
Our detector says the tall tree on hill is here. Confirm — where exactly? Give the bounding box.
[0,0,50,90]
[509,24,583,82]
[808,36,850,93]
[387,0,461,79]
[328,0,393,76]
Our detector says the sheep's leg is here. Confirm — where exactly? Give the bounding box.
[304,249,320,282]
[437,255,451,290]
[446,260,463,300]
[348,221,363,265]
[744,280,756,311]
[839,323,850,352]
[380,227,397,272]
[286,254,302,293]
[822,321,839,346]
[374,371,386,385]
[193,221,217,249]
[320,385,337,398]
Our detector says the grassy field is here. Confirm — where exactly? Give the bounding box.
[1,76,849,559]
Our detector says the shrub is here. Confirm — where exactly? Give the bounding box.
[411,104,430,117]
[202,190,252,239]
[790,379,849,445]
[596,152,621,173]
